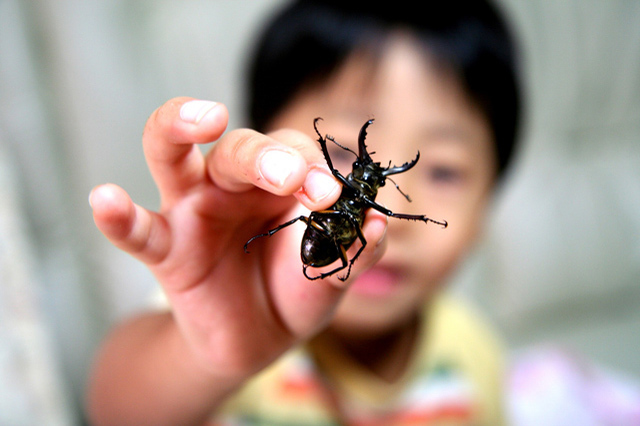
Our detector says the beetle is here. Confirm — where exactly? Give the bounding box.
[244,117,447,281]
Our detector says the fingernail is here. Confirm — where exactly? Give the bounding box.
[259,150,297,188]
[304,168,340,203]
[180,100,218,124]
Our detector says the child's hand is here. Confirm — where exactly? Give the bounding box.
[90,97,387,382]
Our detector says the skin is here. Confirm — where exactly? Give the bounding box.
[87,35,496,425]
[271,36,496,380]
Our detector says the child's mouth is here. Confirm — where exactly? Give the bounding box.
[349,266,404,298]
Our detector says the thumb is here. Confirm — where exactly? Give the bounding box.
[90,183,170,265]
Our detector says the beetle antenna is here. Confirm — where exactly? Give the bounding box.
[326,134,358,157]
[387,177,412,202]
[314,117,358,157]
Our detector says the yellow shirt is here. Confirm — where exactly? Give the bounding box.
[210,294,505,425]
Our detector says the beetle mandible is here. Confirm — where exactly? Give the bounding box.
[244,117,447,282]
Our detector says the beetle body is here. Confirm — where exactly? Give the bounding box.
[244,118,447,281]
[301,188,365,268]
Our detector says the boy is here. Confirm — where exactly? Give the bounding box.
[88,1,520,424]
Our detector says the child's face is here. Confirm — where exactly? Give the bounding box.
[268,35,496,337]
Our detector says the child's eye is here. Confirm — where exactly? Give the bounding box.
[427,166,464,184]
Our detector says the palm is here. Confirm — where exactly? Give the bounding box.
[91,98,385,378]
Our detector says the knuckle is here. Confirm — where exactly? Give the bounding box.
[270,129,321,160]
[142,99,181,148]
[223,129,264,166]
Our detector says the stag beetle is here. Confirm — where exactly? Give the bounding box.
[244,118,447,281]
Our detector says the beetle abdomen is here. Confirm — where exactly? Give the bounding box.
[301,226,339,267]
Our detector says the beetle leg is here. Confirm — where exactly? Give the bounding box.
[303,213,367,282]
[303,245,348,281]
[313,118,354,182]
[244,215,309,253]
[338,214,367,281]
[362,197,448,228]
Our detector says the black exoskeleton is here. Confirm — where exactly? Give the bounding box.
[244,118,447,281]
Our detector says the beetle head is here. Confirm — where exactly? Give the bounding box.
[349,119,421,199]
[350,158,386,196]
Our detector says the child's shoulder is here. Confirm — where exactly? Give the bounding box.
[423,293,505,381]
[427,293,503,352]
[420,293,506,425]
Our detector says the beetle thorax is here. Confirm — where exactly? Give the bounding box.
[348,160,386,198]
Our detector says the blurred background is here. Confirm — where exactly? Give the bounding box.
[0,0,638,424]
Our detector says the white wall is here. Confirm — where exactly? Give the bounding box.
[462,0,640,376]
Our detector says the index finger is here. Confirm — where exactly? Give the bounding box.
[206,127,343,211]
[142,97,229,204]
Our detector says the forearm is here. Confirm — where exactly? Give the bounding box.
[86,311,241,426]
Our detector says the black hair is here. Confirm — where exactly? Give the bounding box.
[246,0,521,178]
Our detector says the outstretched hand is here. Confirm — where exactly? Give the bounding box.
[90,97,387,380]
